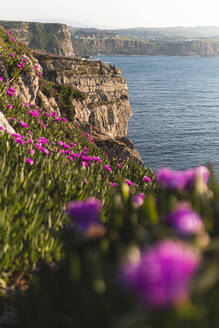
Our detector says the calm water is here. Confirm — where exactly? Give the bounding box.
[95,55,219,171]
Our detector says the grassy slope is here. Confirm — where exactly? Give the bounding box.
[0,27,154,287]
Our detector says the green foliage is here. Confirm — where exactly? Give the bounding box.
[15,169,219,328]
[39,79,86,119]
[6,25,219,328]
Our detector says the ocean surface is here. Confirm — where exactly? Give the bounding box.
[94,55,219,172]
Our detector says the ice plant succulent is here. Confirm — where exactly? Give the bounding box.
[156,166,209,191]
[121,240,200,308]
[25,158,34,166]
[164,203,204,236]
[125,179,134,187]
[143,175,152,183]
[66,198,102,232]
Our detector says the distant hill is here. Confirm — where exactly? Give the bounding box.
[70,26,219,41]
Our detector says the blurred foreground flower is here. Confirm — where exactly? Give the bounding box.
[66,198,102,232]
[165,203,204,236]
[134,193,145,207]
[156,166,209,191]
[120,240,200,308]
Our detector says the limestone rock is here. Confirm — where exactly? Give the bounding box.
[38,56,132,138]
[0,111,15,134]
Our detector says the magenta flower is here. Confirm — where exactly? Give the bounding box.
[134,193,145,207]
[120,240,200,308]
[156,166,209,191]
[165,203,203,236]
[104,164,112,172]
[110,182,119,187]
[81,161,89,167]
[66,198,102,231]
[67,156,74,161]
[26,158,34,166]
[38,137,49,144]
[71,153,80,158]
[29,149,35,156]
[125,179,134,187]
[143,175,152,183]
[7,104,13,109]
[81,155,91,162]
[29,110,40,117]
[20,121,28,128]
[58,141,71,149]
[92,156,101,163]
[0,76,3,82]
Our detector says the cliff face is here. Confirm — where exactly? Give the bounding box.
[72,38,219,56]
[0,21,75,57]
[0,50,132,138]
[36,55,132,138]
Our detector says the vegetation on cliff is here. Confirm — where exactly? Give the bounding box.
[2,25,219,328]
[0,21,75,57]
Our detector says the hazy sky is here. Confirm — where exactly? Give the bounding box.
[1,0,219,28]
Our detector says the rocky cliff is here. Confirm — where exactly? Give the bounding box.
[72,38,219,56]
[0,21,75,57]
[35,53,132,138]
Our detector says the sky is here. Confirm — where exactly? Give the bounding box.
[1,0,219,29]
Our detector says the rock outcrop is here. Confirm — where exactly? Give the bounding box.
[0,21,75,57]
[36,54,132,138]
[0,112,15,133]
[0,50,132,139]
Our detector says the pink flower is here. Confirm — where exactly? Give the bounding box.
[143,175,152,183]
[91,156,101,163]
[8,87,15,92]
[81,161,89,167]
[30,149,35,155]
[110,182,119,187]
[67,156,74,161]
[7,104,13,109]
[104,164,112,172]
[58,141,71,149]
[20,121,28,128]
[125,179,134,187]
[134,193,145,207]
[26,158,34,165]
[120,240,200,308]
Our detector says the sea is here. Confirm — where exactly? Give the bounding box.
[94,55,219,172]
